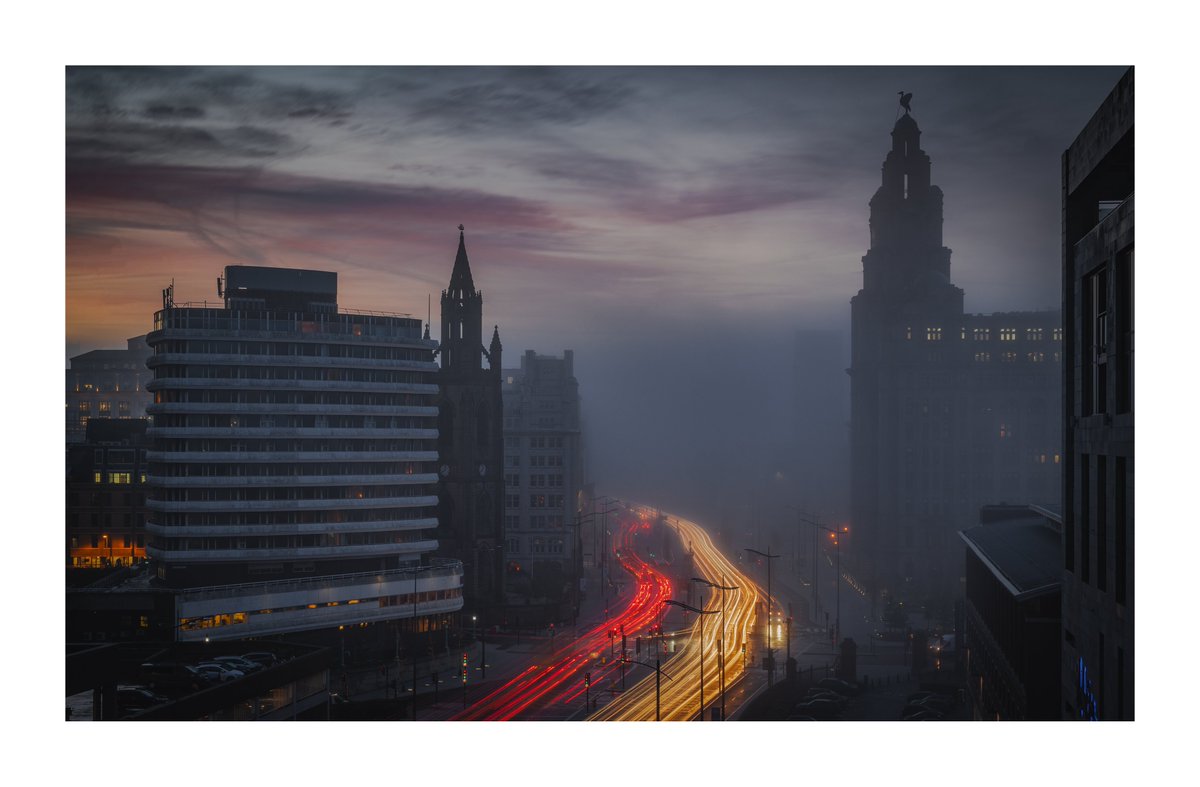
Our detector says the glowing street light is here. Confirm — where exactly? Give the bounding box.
[663,599,717,720]
[691,576,739,721]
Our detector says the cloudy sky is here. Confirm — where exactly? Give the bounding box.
[65,65,1127,517]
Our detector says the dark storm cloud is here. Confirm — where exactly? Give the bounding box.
[410,69,634,133]
[66,121,300,161]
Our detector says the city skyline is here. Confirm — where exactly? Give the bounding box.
[67,66,1122,356]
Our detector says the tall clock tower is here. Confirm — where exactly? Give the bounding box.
[437,226,506,612]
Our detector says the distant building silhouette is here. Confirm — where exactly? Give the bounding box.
[66,336,152,442]
[501,350,584,619]
[436,229,507,613]
[1060,67,1133,720]
[849,108,1062,607]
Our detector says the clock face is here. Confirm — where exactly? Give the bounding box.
[440,464,450,478]
[478,463,487,477]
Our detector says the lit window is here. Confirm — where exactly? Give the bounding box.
[926,328,942,342]
[960,327,967,340]
[999,424,1009,439]
[1054,454,1061,464]
[78,401,90,413]
[1028,352,1045,362]
[108,472,132,484]
[905,326,912,340]
[1053,328,1063,341]
[999,328,1017,341]
[99,401,112,415]
[973,328,991,342]
[1026,328,1044,341]
[93,472,102,484]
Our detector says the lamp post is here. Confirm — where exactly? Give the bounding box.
[691,576,739,721]
[745,547,780,687]
[789,511,845,647]
[663,599,717,721]
[625,657,675,721]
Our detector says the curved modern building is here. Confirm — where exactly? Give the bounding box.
[144,265,463,641]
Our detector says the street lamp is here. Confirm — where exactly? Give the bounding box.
[663,599,717,721]
[745,548,780,687]
[624,657,675,721]
[691,576,739,721]
[788,510,844,647]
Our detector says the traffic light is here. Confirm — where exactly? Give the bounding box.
[585,672,591,689]
[461,652,468,683]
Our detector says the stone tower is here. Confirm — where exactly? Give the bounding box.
[437,227,506,611]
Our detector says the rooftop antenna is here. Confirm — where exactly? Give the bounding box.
[162,279,175,309]
[216,275,224,299]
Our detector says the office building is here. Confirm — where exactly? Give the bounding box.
[66,419,151,568]
[66,335,152,442]
[143,265,462,641]
[502,350,584,615]
[1060,67,1134,720]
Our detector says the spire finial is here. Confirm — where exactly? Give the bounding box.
[898,91,913,114]
[458,223,465,234]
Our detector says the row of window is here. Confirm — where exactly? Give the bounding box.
[908,327,1064,342]
[153,390,432,406]
[973,351,1061,363]
[503,514,567,529]
[153,414,433,430]
[152,506,436,526]
[154,339,428,362]
[154,438,433,452]
[152,485,434,503]
[76,401,133,414]
[504,494,566,510]
[152,365,429,384]
[155,530,431,551]
[503,436,567,449]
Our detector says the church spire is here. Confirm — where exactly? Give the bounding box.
[448,224,476,297]
[488,324,502,373]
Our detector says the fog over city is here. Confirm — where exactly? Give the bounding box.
[66,65,1124,527]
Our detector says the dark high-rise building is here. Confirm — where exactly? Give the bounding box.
[436,228,506,612]
[849,102,1062,607]
[144,265,461,641]
[502,350,585,616]
[1060,67,1133,721]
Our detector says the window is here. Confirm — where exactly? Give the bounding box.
[1087,265,1110,415]
[974,352,990,362]
[905,326,912,340]
[530,474,545,487]
[529,494,546,508]
[79,401,91,413]
[505,494,520,509]
[1027,352,1045,363]
[504,437,519,449]
[505,515,519,529]
[1026,328,1043,341]
[999,328,1016,341]
[93,472,102,484]
[926,327,942,342]
[118,401,130,417]
[973,328,991,342]
[506,455,520,467]
[1052,327,1063,341]
[99,401,112,415]
[1001,351,1017,362]
[505,473,520,487]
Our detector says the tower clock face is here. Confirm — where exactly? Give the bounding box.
[440,464,450,478]
[478,463,487,477]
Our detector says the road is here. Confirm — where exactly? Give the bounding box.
[588,506,765,721]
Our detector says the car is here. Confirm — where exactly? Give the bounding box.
[902,709,945,721]
[802,690,848,708]
[818,677,859,696]
[791,699,843,720]
[242,652,280,668]
[116,686,168,713]
[213,655,263,674]
[194,662,244,682]
[140,662,214,692]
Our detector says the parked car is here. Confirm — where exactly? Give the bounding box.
[213,655,263,674]
[802,689,848,709]
[194,662,244,682]
[818,677,859,696]
[901,709,945,721]
[116,686,168,713]
[791,698,843,720]
[139,662,213,693]
[242,652,279,668]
